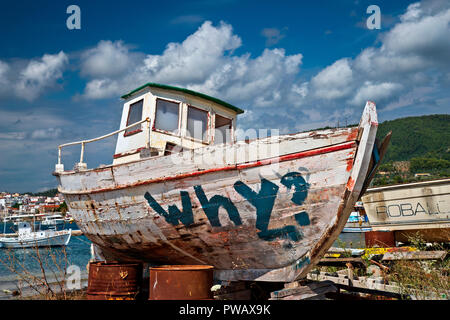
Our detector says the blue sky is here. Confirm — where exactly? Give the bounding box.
[0,0,449,192]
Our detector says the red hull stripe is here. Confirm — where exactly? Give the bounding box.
[71,141,356,195]
[236,142,355,170]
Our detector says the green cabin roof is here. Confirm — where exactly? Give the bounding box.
[121,83,244,114]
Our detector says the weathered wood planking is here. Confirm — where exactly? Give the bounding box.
[382,250,447,261]
[270,280,337,300]
[55,102,378,282]
[308,271,449,300]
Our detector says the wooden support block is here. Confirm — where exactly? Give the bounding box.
[284,279,308,289]
[382,250,447,261]
[281,292,328,300]
[270,280,337,300]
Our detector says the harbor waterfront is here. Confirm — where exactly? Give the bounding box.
[0,221,91,298]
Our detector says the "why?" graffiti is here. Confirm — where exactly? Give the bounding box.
[144,171,311,242]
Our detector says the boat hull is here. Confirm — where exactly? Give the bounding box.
[56,102,378,282]
[362,178,450,243]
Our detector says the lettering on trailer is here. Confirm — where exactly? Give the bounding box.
[144,171,311,242]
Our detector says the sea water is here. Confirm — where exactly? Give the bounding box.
[336,232,367,248]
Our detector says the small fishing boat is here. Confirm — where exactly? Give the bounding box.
[41,214,65,227]
[361,178,450,243]
[342,202,372,233]
[0,221,71,249]
[54,83,388,282]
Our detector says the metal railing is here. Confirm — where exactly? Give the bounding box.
[56,117,151,172]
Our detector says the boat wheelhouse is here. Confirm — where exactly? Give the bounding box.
[54,83,385,282]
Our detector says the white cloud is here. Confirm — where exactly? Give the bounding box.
[15,51,68,101]
[350,82,403,106]
[81,21,304,110]
[31,127,62,140]
[400,2,422,22]
[0,60,9,85]
[353,48,430,78]
[203,48,302,107]
[383,86,434,111]
[141,21,242,84]
[0,132,26,140]
[309,1,450,113]
[302,108,322,121]
[82,78,121,100]
[0,60,10,97]
[311,58,353,100]
[383,7,450,63]
[0,109,71,137]
[81,40,136,78]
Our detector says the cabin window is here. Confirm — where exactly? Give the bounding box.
[214,114,232,145]
[124,99,143,136]
[187,106,208,141]
[154,99,179,133]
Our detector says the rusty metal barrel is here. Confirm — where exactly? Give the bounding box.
[87,261,142,300]
[149,265,214,300]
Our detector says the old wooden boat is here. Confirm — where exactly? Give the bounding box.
[361,178,450,243]
[54,83,383,282]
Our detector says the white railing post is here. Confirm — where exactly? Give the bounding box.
[55,118,150,173]
[75,142,87,171]
[80,142,85,163]
[147,118,151,149]
[55,146,64,173]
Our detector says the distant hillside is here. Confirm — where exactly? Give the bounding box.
[24,188,59,197]
[371,114,449,186]
[377,114,450,162]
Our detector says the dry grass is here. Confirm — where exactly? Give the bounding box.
[387,232,449,299]
[388,259,449,299]
[0,245,83,300]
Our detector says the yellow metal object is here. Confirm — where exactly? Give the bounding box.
[362,246,417,259]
